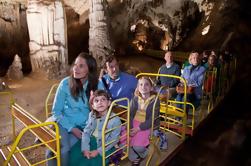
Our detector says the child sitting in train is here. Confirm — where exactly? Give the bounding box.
[69,90,121,166]
[129,76,160,165]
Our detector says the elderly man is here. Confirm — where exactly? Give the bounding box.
[101,55,138,106]
[157,51,181,99]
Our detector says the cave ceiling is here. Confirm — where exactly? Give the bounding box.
[0,0,247,76]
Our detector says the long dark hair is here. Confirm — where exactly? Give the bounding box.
[69,52,99,101]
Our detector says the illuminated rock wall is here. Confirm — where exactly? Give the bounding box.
[26,0,68,78]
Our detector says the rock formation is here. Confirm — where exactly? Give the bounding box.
[0,1,30,76]
[7,54,23,80]
[89,0,113,68]
[26,0,68,79]
[0,0,243,73]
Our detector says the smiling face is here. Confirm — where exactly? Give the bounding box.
[72,56,89,81]
[92,95,111,114]
[138,77,153,98]
[106,59,120,80]
[190,52,200,66]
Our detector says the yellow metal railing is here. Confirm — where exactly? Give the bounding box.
[136,73,188,139]
[0,91,15,108]
[146,136,161,166]
[102,98,130,166]
[4,121,61,166]
[145,85,163,166]
[163,100,195,136]
[2,103,61,166]
[136,73,188,165]
[45,83,59,119]
[159,101,186,138]
[202,68,217,113]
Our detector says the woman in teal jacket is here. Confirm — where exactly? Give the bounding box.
[46,52,104,166]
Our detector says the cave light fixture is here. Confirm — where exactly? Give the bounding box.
[138,44,144,51]
[202,24,211,36]
[130,24,136,32]
[163,45,169,51]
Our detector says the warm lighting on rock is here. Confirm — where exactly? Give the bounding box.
[163,45,169,51]
[202,25,210,35]
[130,24,136,32]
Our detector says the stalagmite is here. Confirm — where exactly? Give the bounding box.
[7,54,23,80]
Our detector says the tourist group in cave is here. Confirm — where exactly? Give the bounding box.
[46,49,234,166]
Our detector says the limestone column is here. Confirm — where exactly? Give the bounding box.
[89,0,113,68]
[26,0,68,78]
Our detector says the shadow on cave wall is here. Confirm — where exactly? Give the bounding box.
[65,7,90,65]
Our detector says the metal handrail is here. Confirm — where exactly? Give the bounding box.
[4,121,61,166]
[45,83,59,119]
[102,98,130,166]
[136,73,188,140]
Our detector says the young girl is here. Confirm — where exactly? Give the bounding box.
[129,76,160,165]
[69,90,121,166]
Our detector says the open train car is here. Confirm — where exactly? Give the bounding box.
[0,56,236,166]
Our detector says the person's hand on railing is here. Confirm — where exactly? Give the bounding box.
[176,83,184,94]
[176,83,194,94]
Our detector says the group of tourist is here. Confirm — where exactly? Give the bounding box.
[158,50,226,109]
[46,48,228,166]
[46,52,156,166]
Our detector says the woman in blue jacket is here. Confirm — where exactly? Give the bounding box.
[46,52,104,166]
[176,51,206,109]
